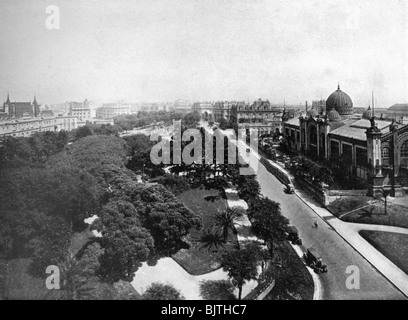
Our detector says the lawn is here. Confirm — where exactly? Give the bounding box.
[359,230,408,275]
[327,196,408,229]
[173,187,239,275]
[264,241,314,300]
[327,196,371,216]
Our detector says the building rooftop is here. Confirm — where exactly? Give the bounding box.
[285,117,300,126]
[388,104,408,111]
[329,118,392,141]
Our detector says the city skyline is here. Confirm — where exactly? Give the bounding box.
[0,0,407,108]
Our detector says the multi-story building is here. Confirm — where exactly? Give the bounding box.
[0,94,78,137]
[0,114,57,138]
[173,99,193,114]
[213,101,242,122]
[282,84,408,197]
[66,99,91,119]
[237,99,284,137]
[192,102,214,121]
[96,102,131,119]
[1,94,41,118]
[55,116,78,132]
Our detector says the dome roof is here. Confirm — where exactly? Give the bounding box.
[327,109,342,122]
[362,105,373,119]
[307,108,318,118]
[326,84,353,116]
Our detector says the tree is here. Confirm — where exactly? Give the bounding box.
[98,226,154,282]
[27,215,72,277]
[92,200,154,282]
[156,174,190,196]
[134,184,202,256]
[236,176,261,203]
[241,240,270,273]
[75,125,94,140]
[218,118,229,130]
[212,207,243,243]
[182,111,201,128]
[378,188,392,215]
[318,167,334,188]
[58,253,95,300]
[199,280,236,300]
[248,197,289,259]
[221,248,258,300]
[142,283,184,300]
[195,228,225,253]
[124,134,162,177]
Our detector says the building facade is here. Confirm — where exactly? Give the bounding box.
[173,99,193,114]
[1,94,40,118]
[0,94,78,138]
[96,103,131,119]
[237,99,284,137]
[282,85,408,197]
[67,99,91,119]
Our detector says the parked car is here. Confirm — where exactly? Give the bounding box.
[286,226,302,245]
[303,247,328,273]
[285,183,294,194]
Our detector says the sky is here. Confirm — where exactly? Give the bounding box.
[0,0,407,108]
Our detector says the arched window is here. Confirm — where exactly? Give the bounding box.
[309,126,317,145]
[401,140,408,167]
[401,141,408,157]
[382,147,390,166]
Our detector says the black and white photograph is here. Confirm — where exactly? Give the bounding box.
[0,0,407,307]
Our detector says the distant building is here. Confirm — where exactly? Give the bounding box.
[312,99,326,115]
[1,93,40,118]
[0,114,57,138]
[96,103,131,119]
[386,104,408,124]
[192,102,214,120]
[237,99,284,137]
[56,115,78,132]
[213,101,242,121]
[173,99,192,114]
[0,94,78,137]
[67,99,91,119]
[87,118,115,126]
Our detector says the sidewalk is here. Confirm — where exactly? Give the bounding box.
[275,163,408,298]
[231,136,323,300]
[387,196,408,209]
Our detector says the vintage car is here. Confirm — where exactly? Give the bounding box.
[285,183,294,194]
[286,226,302,245]
[303,247,328,273]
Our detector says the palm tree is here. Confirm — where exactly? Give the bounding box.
[318,167,334,188]
[212,207,243,243]
[379,188,392,215]
[195,228,225,253]
[59,253,95,300]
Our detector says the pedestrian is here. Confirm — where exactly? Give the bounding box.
[314,220,318,228]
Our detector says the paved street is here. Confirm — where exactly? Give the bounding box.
[234,139,406,300]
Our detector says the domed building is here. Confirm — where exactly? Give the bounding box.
[327,108,342,122]
[362,105,373,119]
[281,84,408,198]
[326,84,354,119]
[306,106,318,118]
